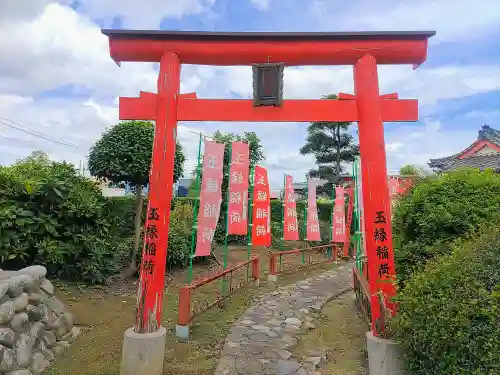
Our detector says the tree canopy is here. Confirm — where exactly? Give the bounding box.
[299,94,358,192]
[399,164,425,176]
[87,120,186,273]
[88,120,186,186]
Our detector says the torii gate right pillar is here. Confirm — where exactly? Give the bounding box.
[355,54,396,332]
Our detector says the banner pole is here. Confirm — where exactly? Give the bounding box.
[354,158,361,272]
[330,182,336,258]
[188,133,203,285]
[246,166,255,279]
[281,174,285,247]
[302,178,307,264]
[221,143,232,296]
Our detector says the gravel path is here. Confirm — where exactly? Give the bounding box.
[214,262,354,375]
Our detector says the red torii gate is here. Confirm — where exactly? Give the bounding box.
[102,29,433,373]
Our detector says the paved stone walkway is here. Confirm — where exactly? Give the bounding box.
[214,262,354,375]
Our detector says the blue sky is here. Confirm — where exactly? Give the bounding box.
[0,0,499,190]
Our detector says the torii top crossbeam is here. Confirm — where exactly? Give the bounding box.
[102,29,435,66]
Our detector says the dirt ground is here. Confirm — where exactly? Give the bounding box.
[44,245,360,375]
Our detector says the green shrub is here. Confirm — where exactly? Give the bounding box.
[165,202,193,268]
[107,195,144,237]
[393,224,500,375]
[393,169,500,284]
[136,201,194,270]
[0,154,126,283]
[271,220,331,248]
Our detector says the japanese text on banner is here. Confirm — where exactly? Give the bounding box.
[306,179,321,241]
[141,206,161,278]
[251,166,271,247]
[283,175,299,240]
[373,209,394,284]
[195,140,225,257]
[332,186,346,242]
[227,142,250,235]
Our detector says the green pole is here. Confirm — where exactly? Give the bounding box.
[221,144,232,296]
[329,181,336,258]
[302,179,307,264]
[246,166,255,279]
[354,157,364,273]
[281,174,286,246]
[188,133,203,285]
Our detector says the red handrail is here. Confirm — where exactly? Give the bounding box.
[178,256,260,326]
[268,243,337,277]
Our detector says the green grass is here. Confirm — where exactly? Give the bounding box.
[44,246,344,375]
[294,292,369,375]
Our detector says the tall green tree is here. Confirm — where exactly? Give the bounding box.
[88,120,186,273]
[299,94,359,193]
[399,164,425,176]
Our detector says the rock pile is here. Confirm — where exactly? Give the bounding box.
[0,266,79,375]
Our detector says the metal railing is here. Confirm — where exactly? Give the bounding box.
[268,243,338,278]
[177,256,260,327]
[353,264,371,326]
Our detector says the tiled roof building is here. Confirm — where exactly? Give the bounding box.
[428,125,500,172]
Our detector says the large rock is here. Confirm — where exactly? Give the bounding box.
[0,267,80,375]
[41,331,56,348]
[39,280,54,296]
[11,313,30,333]
[30,353,49,375]
[0,348,16,373]
[0,301,15,325]
[0,327,16,348]
[6,371,33,375]
[13,294,29,313]
[16,334,37,369]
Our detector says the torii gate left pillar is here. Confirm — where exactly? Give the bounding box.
[103,29,433,375]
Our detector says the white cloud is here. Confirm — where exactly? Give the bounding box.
[221,64,500,107]
[311,0,500,44]
[0,0,70,22]
[0,0,499,192]
[76,0,217,28]
[249,0,272,11]
[384,120,477,170]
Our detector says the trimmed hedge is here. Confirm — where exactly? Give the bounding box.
[393,224,500,375]
[393,169,500,285]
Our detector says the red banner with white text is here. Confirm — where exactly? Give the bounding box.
[251,166,271,247]
[332,186,346,243]
[227,141,250,235]
[195,140,225,257]
[388,176,414,198]
[306,179,321,241]
[283,175,299,240]
[388,177,400,199]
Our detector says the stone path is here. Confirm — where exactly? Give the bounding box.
[214,262,354,375]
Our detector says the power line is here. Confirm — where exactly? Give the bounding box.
[0,134,37,147]
[0,116,78,148]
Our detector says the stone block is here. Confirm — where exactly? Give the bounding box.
[120,327,167,375]
[366,331,404,375]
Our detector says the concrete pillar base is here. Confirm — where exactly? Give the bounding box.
[366,331,404,375]
[253,278,260,287]
[176,324,190,341]
[268,274,277,282]
[120,326,167,375]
